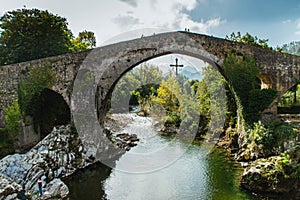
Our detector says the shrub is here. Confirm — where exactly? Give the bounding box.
[223,52,278,124]
[4,100,21,137]
[247,121,297,155]
[18,62,56,116]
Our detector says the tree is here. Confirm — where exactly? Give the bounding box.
[223,52,277,123]
[18,62,56,116]
[111,63,163,113]
[0,8,73,65]
[70,30,96,52]
[193,66,227,135]
[131,63,163,103]
[151,75,182,125]
[226,32,270,49]
[0,8,96,65]
[4,101,21,137]
[111,72,140,112]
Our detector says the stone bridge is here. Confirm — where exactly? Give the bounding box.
[1,31,300,136]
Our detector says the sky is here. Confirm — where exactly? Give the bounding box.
[1,0,300,48]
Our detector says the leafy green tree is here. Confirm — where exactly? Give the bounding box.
[193,66,227,135]
[223,53,260,102]
[131,64,163,103]
[111,63,163,113]
[70,30,96,52]
[153,75,181,112]
[4,101,21,137]
[226,32,270,49]
[0,8,73,65]
[18,62,56,116]
[0,101,20,157]
[151,75,182,125]
[195,80,210,116]
[0,8,96,65]
[111,72,140,112]
[223,52,277,123]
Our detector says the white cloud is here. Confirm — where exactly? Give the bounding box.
[295,18,300,35]
[173,0,198,11]
[111,0,224,35]
[113,15,141,29]
[296,19,300,29]
[282,19,291,24]
[0,0,224,45]
[119,0,138,7]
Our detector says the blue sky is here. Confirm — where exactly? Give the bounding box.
[186,0,300,46]
[0,0,299,47]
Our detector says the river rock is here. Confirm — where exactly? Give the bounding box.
[0,115,141,199]
[0,174,21,199]
[240,156,299,195]
[0,124,98,199]
[38,179,69,200]
[112,132,139,150]
[160,124,178,136]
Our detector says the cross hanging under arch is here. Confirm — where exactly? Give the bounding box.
[170,58,184,75]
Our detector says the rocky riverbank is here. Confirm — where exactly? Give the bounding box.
[0,116,140,200]
[217,126,300,199]
[0,125,90,199]
[240,155,300,198]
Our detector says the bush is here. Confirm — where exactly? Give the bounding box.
[247,121,297,155]
[223,52,278,124]
[247,89,278,122]
[4,100,21,137]
[18,62,56,116]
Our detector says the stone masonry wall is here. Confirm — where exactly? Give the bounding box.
[0,50,89,128]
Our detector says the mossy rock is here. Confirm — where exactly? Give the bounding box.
[241,156,298,195]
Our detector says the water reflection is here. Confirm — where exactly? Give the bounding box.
[65,114,257,200]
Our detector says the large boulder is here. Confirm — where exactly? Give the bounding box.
[0,174,21,199]
[240,156,299,195]
[37,179,69,200]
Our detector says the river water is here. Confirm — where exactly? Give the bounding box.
[65,114,258,200]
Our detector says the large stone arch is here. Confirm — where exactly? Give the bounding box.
[72,32,243,134]
[71,32,243,164]
[96,50,224,121]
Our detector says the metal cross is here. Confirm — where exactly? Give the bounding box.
[170,58,184,75]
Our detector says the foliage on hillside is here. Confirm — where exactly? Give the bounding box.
[0,8,96,65]
[246,121,296,157]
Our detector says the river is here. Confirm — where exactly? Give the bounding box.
[64,114,258,200]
